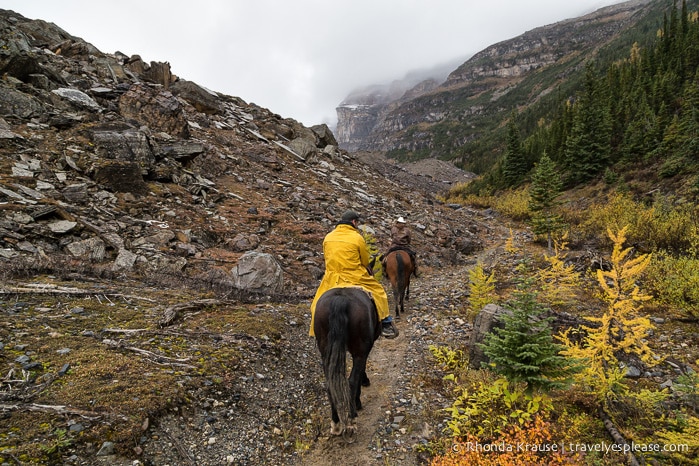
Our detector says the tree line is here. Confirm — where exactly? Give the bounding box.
[487,0,699,192]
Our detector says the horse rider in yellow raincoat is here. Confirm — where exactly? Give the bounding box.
[310,210,398,339]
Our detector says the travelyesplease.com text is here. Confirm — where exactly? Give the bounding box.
[453,441,689,454]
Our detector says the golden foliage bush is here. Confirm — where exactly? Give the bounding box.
[441,181,474,204]
[431,416,580,466]
[492,187,531,221]
[536,235,581,308]
[505,228,520,254]
[442,187,531,221]
[360,228,383,280]
[429,345,469,373]
[576,192,699,253]
[467,261,497,321]
[649,414,699,465]
[645,251,699,319]
[443,377,553,440]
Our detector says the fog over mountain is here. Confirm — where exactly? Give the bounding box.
[2,0,624,127]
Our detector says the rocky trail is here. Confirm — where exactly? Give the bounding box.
[113,262,495,466]
[298,229,508,466]
[55,238,500,466]
[19,230,504,466]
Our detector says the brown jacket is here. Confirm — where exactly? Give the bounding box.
[390,223,411,248]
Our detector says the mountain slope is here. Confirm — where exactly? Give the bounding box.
[0,8,484,298]
[335,0,659,168]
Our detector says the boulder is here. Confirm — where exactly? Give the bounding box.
[90,128,155,168]
[170,79,223,115]
[287,138,316,161]
[94,161,149,195]
[468,303,511,370]
[113,249,138,271]
[231,251,284,294]
[118,83,189,139]
[226,233,260,252]
[311,124,338,147]
[51,88,102,112]
[65,237,106,261]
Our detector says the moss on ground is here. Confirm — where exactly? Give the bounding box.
[0,277,288,463]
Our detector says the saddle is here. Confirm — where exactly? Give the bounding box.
[346,284,374,302]
[380,246,418,278]
[380,246,416,266]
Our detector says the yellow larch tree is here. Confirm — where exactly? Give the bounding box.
[467,261,496,321]
[536,233,581,307]
[558,226,657,402]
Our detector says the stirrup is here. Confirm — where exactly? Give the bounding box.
[381,322,399,339]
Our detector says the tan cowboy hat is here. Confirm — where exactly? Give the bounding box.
[397,216,406,223]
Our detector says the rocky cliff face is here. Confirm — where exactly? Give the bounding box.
[335,60,458,152]
[336,0,654,157]
[0,9,484,298]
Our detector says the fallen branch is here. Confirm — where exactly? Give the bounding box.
[159,298,225,327]
[102,339,197,369]
[102,328,148,335]
[0,402,118,420]
[158,424,198,465]
[599,407,641,466]
[0,285,157,302]
[101,328,256,345]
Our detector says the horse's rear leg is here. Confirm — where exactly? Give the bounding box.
[393,286,401,319]
[328,387,342,435]
[349,356,368,413]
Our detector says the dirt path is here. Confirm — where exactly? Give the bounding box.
[299,325,415,466]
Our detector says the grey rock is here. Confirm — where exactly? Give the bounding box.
[65,237,106,260]
[48,220,78,234]
[52,88,102,111]
[96,441,115,456]
[113,249,138,271]
[231,251,284,294]
[468,303,511,370]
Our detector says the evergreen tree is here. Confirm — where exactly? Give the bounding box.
[480,272,578,393]
[562,62,612,184]
[502,111,528,187]
[529,153,563,251]
[678,69,699,160]
[622,90,657,161]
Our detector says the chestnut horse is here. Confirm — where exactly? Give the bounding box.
[313,287,380,438]
[383,249,414,319]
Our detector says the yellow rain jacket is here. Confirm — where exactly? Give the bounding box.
[309,223,389,336]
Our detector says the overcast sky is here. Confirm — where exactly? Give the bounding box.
[3,1,624,127]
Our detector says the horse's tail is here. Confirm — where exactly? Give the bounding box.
[324,293,352,426]
[396,252,407,292]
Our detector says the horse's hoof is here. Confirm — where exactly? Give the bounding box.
[343,421,357,443]
[330,421,342,436]
[362,377,371,387]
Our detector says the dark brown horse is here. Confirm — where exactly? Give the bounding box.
[313,287,380,438]
[383,249,414,319]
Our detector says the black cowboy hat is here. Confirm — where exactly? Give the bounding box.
[341,210,361,222]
